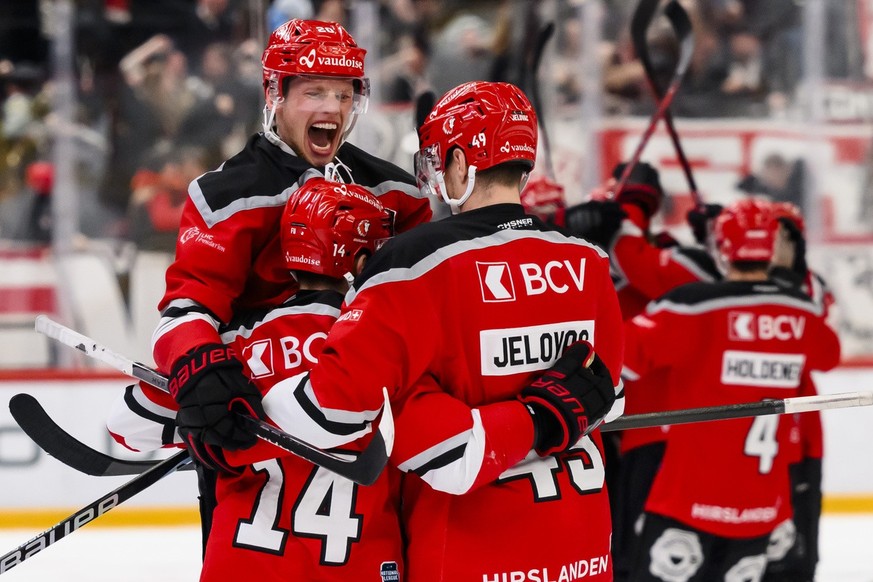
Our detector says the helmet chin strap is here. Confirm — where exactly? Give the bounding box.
[262,102,298,155]
[442,165,477,215]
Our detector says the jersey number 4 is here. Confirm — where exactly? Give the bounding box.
[234,459,362,565]
[744,416,779,474]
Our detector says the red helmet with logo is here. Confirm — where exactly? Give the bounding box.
[713,199,777,264]
[520,174,565,220]
[415,81,537,211]
[261,19,369,134]
[770,201,805,234]
[281,178,393,279]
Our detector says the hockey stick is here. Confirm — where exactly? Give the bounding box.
[613,0,694,198]
[0,449,190,575]
[34,315,393,486]
[25,384,873,476]
[528,21,557,181]
[601,391,873,432]
[631,0,702,206]
[9,392,194,476]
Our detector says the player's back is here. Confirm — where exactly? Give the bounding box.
[326,203,624,581]
[633,280,840,538]
[202,290,404,581]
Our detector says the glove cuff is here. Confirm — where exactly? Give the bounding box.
[169,343,238,399]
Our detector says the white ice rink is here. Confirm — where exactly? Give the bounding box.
[0,514,871,581]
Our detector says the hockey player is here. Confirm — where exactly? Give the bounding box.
[150,18,431,544]
[764,201,836,582]
[622,199,840,581]
[208,81,624,581]
[108,179,405,580]
[561,162,721,581]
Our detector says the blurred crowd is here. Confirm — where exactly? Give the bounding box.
[0,0,869,248]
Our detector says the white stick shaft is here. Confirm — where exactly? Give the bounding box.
[35,314,136,376]
[783,391,873,414]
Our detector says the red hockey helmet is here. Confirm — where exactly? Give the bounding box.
[713,199,777,264]
[415,81,537,211]
[770,201,805,234]
[281,178,394,279]
[520,174,565,221]
[262,19,369,133]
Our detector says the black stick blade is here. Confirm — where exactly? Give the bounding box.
[9,393,190,477]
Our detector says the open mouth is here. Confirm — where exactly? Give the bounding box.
[308,121,339,155]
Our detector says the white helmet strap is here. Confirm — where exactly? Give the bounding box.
[443,165,477,215]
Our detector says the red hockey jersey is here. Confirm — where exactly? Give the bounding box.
[261,204,625,581]
[108,290,404,581]
[152,136,431,371]
[609,205,720,453]
[623,280,840,538]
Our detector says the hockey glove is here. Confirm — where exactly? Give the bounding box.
[518,341,616,456]
[563,200,626,249]
[169,343,265,453]
[686,203,723,246]
[770,218,809,289]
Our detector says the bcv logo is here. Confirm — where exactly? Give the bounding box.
[477,262,516,302]
[729,311,806,341]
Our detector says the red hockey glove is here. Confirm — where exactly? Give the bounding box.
[169,343,265,452]
[518,341,616,456]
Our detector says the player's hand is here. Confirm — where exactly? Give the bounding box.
[562,200,626,249]
[518,341,616,456]
[686,203,723,245]
[777,216,807,276]
[769,217,809,289]
[169,343,265,453]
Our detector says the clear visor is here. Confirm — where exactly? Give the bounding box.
[283,74,370,115]
[414,143,445,201]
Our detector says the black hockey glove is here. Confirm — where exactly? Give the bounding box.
[563,200,627,249]
[518,341,616,456]
[686,203,723,245]
[169,343,265,454]
[769,217,809,289]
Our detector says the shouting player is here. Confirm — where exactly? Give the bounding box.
[150,18,431,547]
[109,179,404,580]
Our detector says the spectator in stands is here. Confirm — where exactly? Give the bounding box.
[174,0,241,75]
[178,42,259,167]
[0,159,52,243]
[381,32,431,105]
[0,61,46,199]
[737,153,806,211]
[101,35,196,212]
[128,145,208,253]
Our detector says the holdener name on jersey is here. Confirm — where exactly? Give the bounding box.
[480,321,594,376]
[720,350,805,388]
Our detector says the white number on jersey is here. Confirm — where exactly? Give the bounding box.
[744,416,779,474]
[497,436,605,500]
[234,460,362,565]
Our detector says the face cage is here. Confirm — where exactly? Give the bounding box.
[414,144,450,205]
